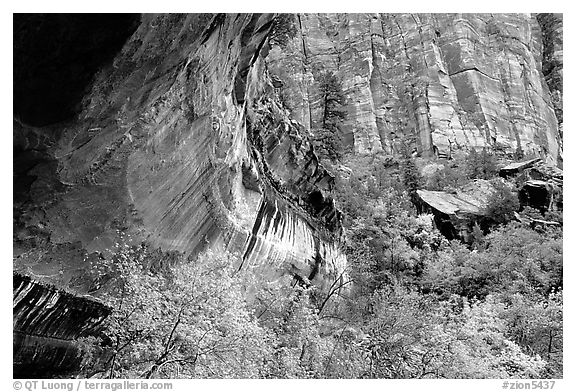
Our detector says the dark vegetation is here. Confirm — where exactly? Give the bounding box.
[312,72,346,163]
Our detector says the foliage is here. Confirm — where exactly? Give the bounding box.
[484,181,520,224]
[465,148,498,180]
[399,147,422,197]
[425,148,498,191]
[76,149,562,379]
[422,222,562,299]
[312,71,346,162]
[501,291,563,377]
[314,127,345,162]
[82,248,271,378]
[360,289,546,378]
[328,154,562,378]
[425,162,468,191]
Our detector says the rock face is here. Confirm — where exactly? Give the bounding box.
[500,158,563,212]
[13,273,110,377]
[536,14,563,133]
[414,179,496,242]
[13,14,346,293]
[417,157,563,241]
[13,13,562,295]
[266,13,562,164]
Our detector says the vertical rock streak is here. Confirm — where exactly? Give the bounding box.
[14,13,562,296]
[13,273,111,377]
[14,14,347,292]
[267,13,561,163]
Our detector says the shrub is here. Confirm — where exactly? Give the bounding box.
[465,148,498,180]
[485,181,520,224]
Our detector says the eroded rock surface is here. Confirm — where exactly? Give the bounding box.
[266,13,562,163]
[13,273,110,377]
[13,13,563,294]
[14,14,346,293]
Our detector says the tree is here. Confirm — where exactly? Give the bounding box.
[484,181,520,224]
[465,148,498,180]
[313,71,346,162]
[502,291,563,377]
[399,147,422,198]
[422,221,562,299]
[425,149,497,192]
[80,247,271,378]
[426,163,468,192]
[353,288,546,379]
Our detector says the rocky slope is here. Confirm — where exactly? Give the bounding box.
[13,13,562,294]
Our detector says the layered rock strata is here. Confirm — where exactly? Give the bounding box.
[13,273,110,377]
[536,13,563,133]
[266,13,562,164]
[14,14,346,293]
[13,13,563,296]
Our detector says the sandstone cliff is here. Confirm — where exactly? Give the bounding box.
[266,13,562,163]
[14,14,346,293]
[13,13,562,294]
[13,273,111,377]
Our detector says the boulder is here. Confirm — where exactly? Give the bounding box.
[415,179,496,242]
[500,158,562,211]
[499,158,543,177]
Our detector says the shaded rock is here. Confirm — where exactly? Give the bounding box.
[520,180,562,212]
[13,273,110,378]
[14,14,141,126]
[13,14,347,294]
[499,158,562,211]
[499,158,543,177]
[414,179,496,241]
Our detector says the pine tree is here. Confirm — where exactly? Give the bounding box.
[313,72,346,162]
[399,144,422,197]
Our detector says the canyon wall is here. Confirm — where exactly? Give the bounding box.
[13,273,111,377]
[266,13,562,163]
[14,14,347,293]
[13,13,562,295]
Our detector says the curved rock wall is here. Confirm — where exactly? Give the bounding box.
[14,13,562,295]
[266,13,562,163]
[14,14,347,293]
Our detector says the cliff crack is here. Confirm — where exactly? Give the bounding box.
[449,67,500,82]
